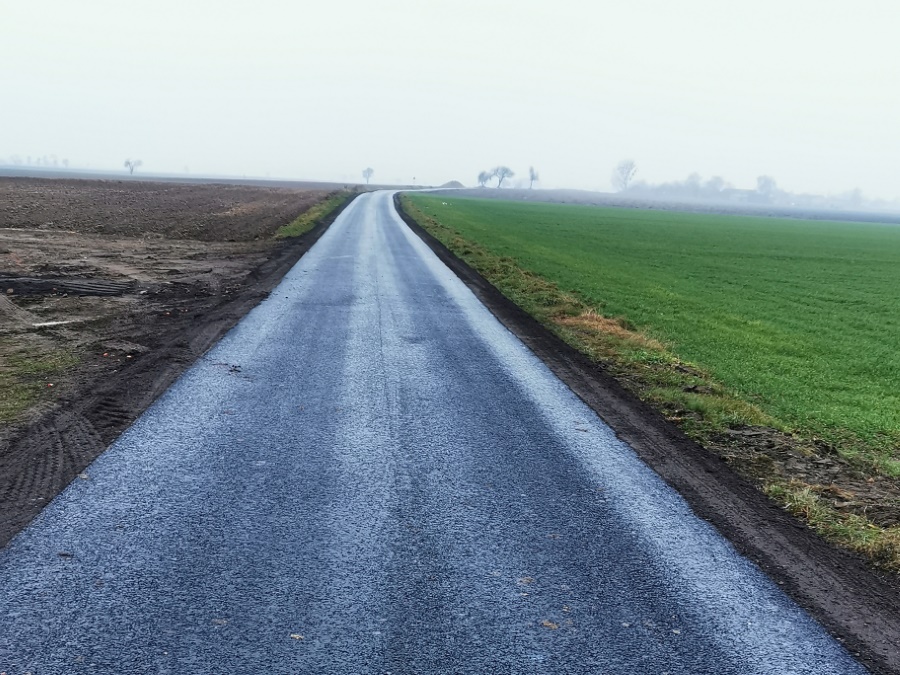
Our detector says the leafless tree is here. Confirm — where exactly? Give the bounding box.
[756,175,777,197]
[611,160,637,192]
[477,170,492,187]
[705,175,725,192]
[528,166,539,189]
[493,166,514,188]
[846,187,863,207]
[362,167,374,184]
[124,159,143,175]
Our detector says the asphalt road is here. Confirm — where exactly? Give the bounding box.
[0,191,866,673]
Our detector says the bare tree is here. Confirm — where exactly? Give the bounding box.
[528,166,539,189]
[362,167,374,184]
[845,188,863,207]
[124,159,143,175]
[493,166,514,188]
[477,170,492,187]
[705,175,725,193]
[611,160,637,192]
[756,175,777,197]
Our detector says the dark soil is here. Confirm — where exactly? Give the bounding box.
[0,177,332,241]
[710,427,900,528]
[395,193,900,675]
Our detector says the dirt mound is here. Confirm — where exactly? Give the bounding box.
[439,180,465,189]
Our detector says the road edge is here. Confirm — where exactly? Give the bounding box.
[393,192,900,675]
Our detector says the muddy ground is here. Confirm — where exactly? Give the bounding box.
[0,177,349,545]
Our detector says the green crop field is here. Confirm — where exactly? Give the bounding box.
[405,194,900,472]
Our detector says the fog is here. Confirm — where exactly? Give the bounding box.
[2,0,899,200]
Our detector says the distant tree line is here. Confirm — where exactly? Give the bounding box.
[467,158,881,211]
[2,154,69,168]
[477,166,539,189]
[623,169,873,210]
[624,169,781,202]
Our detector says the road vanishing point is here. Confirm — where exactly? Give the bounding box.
[0,191,867,673]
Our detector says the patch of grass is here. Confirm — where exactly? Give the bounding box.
[766,482,900,572]
[0,339,79,423]
[401,193,900,571]
[275,190,355,239]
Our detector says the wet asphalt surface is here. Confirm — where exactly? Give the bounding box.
[0,192,867,673]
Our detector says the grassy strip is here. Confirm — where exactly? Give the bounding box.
[766,482,900,569]
[0,338,78,423]
[275,190,355,239]
[400,193,900,572]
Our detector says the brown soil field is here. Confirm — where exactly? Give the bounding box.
[0,177,351,546]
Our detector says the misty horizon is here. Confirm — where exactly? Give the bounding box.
[2,1,898,200]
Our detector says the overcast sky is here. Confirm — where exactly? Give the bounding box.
[2,0,899,197]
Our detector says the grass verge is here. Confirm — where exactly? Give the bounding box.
[275,190,356,239]
[400,193,900,573]
[0,337,79,424]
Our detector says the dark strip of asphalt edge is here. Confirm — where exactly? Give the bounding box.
[393,191,900,675]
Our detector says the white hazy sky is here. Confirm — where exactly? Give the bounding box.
[2,0,899,197]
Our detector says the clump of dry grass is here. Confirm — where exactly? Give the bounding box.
[558,310,666,350]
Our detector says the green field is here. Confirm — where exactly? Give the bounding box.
[405,194,900,471]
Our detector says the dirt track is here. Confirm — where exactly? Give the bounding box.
[0,178,351,546]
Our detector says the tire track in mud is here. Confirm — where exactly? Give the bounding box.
[0,276,137,297]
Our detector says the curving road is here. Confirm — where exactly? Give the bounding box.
[0,191,866,673]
